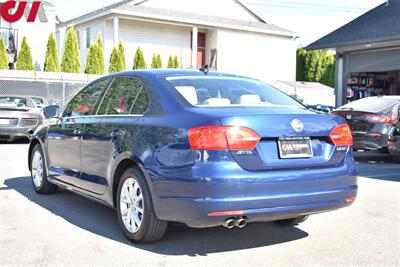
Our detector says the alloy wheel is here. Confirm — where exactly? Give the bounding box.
[32,151,43,188]
[120,177,144,233]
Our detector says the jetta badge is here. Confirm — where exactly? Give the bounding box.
[291,119,304,133]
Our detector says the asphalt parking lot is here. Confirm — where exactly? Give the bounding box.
[0,142,399,266]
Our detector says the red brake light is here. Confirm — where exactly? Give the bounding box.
[188,126,261,150]
[329,124,353,146]
[365,114,394,124]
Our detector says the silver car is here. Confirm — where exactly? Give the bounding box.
[0,95,45,142]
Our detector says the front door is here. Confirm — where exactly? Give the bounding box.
[80,76,149,194]
[47,78,111,185]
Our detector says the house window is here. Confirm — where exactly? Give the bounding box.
[85,28,91,49]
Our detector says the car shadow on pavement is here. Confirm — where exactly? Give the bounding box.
[4,176,309,256]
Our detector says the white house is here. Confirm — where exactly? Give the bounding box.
[56,0,298,82]
[0,1,57,70]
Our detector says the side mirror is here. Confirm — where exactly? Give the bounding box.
[43,105,60,118]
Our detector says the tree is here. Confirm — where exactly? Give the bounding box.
[0,36,8,70]
[156,54,162,68]
[108,46,120,73]
[61,26,81,73]
[85,42,97,74]
[118,40,126,71]
[296,48,307,81]
[85,34,105,75]
[133,47,147,70]
[296,47,336,87]
[16,37,34,71]
[151,54,158,69]
[173,55,180,69]
[95,33,105,75]
[44,32,60,72]
[167,55,174,68]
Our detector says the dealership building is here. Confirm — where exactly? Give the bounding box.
[56,0,298,82]
[307,0,400,107]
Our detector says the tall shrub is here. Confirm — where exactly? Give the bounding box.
[95,33,105,75]
[61,26,81,73]
[167,55,174,68]
[296,47,335,87]
[44,32,60,72]
[16,37,34,71]
[108,46,120,73]
[0,36,8,69]
[118,40,126,71]
[173,55,180,69]
[156,54,162,68]
[151,54,158,69]
[133,47,147,70]
[85,34,105,75]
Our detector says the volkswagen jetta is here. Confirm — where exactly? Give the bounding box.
[28,70,358,243]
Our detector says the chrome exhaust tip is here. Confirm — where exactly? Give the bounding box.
[223,218,236,229]
[236,217,248,228]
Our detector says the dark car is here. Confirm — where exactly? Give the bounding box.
[0,95,45,142]
[28,70,358,243]
[332,96,400,152]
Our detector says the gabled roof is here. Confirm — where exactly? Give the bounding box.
[307,1,400,50]
[57,0,297,37]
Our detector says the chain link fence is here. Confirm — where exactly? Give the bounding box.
[0,70,100,109]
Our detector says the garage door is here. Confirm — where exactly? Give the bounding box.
[347,47,400,73]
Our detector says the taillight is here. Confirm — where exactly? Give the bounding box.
[188,126,261,150]
[329,124,353,146]
[365,114,394,124]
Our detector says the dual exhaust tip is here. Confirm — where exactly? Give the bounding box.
[223,216,248,229]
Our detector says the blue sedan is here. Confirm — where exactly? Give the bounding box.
[28,70,358,243]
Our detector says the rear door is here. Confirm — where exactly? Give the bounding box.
[80,77,149,194]
[47,79,110,185]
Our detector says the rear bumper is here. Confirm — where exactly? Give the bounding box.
[0,126,33,141]
[353,134,388,151]
[151,159,358,228]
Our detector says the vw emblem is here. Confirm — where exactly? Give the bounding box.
[291,119,304,133]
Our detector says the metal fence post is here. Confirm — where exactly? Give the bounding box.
[62,73,66,106]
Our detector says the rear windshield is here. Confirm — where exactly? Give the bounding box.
[165,76,304,108]
[337,97,400,113]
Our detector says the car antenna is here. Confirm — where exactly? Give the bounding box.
[199,64,209,75]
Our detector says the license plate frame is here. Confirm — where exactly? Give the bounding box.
[278,137,313,159]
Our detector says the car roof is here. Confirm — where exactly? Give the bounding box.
[100,69,252,80]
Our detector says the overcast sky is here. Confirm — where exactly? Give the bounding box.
[49,0,386,46]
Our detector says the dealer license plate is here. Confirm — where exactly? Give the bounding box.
[0,119,10,125]
[278,137,313,159]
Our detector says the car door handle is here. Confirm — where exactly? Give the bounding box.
[73,130,82,135]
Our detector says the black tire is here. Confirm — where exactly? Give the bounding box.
[274,216,309,226]
[30,144,58,194]
[116,167,168,243]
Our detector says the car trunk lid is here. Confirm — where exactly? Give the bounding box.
[214,108,348,171]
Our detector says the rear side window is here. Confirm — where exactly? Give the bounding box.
[98,77,149,115]
[165,76,303,108]
[64,78,110,117]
